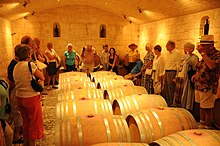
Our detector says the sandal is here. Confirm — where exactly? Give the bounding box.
[12,137,24,144]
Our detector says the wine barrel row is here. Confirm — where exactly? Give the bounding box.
[113,94,167,116]
[104,86,147,103]
[90,71,117,81]
[57,88,104,101]
[93,75,124,85]
[97,79,134,90]
[59,76,91,85]
[59,80,97,91]
[56,99,113,119]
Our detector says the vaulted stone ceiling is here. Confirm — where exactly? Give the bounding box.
[1,0,220,23]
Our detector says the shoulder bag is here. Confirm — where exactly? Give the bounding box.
[28,62,44,92]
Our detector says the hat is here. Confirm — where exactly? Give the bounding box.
[128,43,138,49]
[199,35,216,44]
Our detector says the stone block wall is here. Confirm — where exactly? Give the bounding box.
[11,5,139,61]
[0,17,13,76]
[138,8,220,60]
[1,6,220,75]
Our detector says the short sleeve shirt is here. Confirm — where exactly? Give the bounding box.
[64,50,76,66]
[13,61,39,98]
[194,47,220,94]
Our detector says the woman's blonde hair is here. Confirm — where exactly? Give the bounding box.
[184,42,195,51]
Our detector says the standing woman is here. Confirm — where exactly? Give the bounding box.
[181,43,199,111]
[13,44,44,146]
[107,47,119,74]
[63,43,77,72]
[45,43,58,89]
[141,44,155,94]
[32,38,47,65]
[152,45,165,95]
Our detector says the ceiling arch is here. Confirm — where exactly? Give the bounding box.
[0,0,220,23]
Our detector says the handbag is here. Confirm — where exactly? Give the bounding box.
[145,68,153,75]
[187,65,196,89]
[0,79,11,114]
[34,51,47,70]
[28,62,44,92]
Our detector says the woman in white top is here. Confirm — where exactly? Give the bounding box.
[13,44,44,146]
[152,45,165,94]
[45,43,59,90]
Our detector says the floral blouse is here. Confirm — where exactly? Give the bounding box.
[194,47,220,94]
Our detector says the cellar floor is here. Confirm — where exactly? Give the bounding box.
[12,88,58,146]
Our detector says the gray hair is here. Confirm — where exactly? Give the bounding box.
[184,42,195,51]
[67,43,73,48]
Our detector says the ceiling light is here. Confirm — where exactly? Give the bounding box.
[23,2,28,7]
[138,7,143,13]
[22,0,30,7]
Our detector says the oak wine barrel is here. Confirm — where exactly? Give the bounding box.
[56,98,113,119]
[59,76,91,85]
[90,71,117,81]
[97,79,134,90]
[126,107,198,143]
[57,88,104,101]
[150,129,220,146]
[56,115,131,146]
[59,80,96,91]
[113,94,167,116]
[104,86,147,103]
[59,71,87,79]
[93,75,124,85]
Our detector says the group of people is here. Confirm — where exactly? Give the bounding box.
[0,36,45,146]
[0,34,219,146]
[1,35,67,146]
[124,35,220,130]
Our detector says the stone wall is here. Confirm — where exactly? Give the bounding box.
[138,8,220,59]
[1,6,220,75]
[0,17,13,76]
[11,5,139,60]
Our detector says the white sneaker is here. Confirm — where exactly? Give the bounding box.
[47,86,51,90]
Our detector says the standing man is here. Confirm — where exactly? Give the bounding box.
[63,43,77,72]
[100,44,109,71]
[192,35,220,129]
[81,45,96,74]
[163,40,182,106]
[128,43,139,73]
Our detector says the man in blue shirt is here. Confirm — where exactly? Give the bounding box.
[63,43,77,72]
[124,54,143,80]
